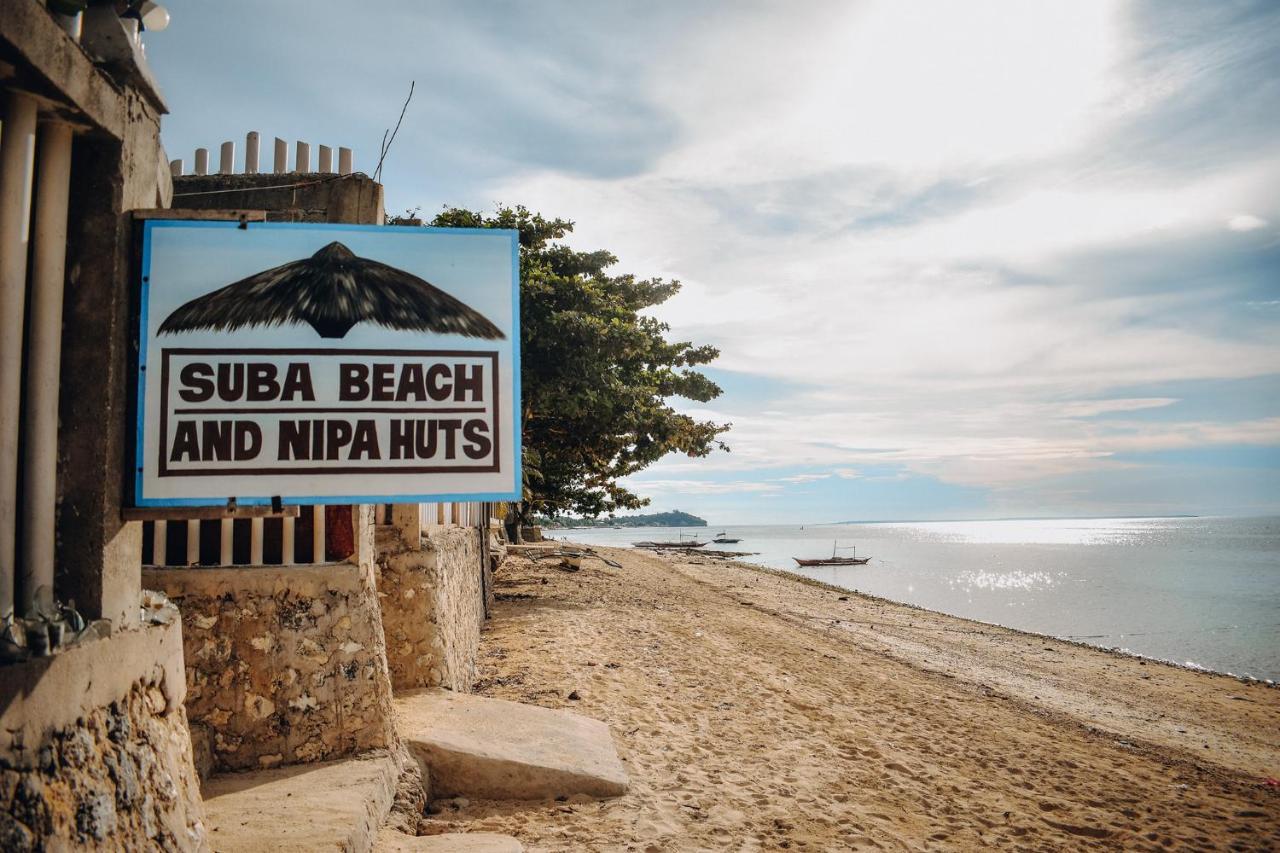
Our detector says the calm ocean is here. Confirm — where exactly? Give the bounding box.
[548,516,1280,682]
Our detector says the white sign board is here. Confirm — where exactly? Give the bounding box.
[134,221,520,506]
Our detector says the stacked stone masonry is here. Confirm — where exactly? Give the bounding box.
[143,509,397,774]
[376,525,489,692]
[0,622,208,852]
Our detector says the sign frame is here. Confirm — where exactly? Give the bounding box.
[131,219,521,507]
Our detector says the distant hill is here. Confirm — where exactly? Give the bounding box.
[540,510,708,529]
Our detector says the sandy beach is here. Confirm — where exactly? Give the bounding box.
[419,545,1279,851]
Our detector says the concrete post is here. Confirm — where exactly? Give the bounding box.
[218,141,234,175]
[152,520,167,566]
[273,137,287,173]
[391,504,421,545]
[318,145,333,173]
[194,147,209,175]
[0,90,37,619]
[338,147,353,175]
[186,519,200,565]
[219,518,233,565]
[312,505,326,563]
[19,120,73,615]
[282,515,296,564]
[296,141,311,173]
[245,131,260,173]
[250,517,264,565]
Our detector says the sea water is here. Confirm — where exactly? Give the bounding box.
[547,516,1280,681]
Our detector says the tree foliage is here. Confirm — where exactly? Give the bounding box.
[394,205,728,517]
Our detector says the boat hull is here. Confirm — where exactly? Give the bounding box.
[792,557,871,566]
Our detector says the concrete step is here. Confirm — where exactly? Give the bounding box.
[202,751,398,852]
[394,689,629,800]
[377,830,523,852]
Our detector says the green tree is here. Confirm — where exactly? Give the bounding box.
[392,205,728,526]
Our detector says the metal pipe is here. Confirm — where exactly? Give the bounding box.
[245,131,260,173]
[194,147,209,175]
[312,505,325,563]
[169,158,183,176]
[318,145,332,173]
[296,141,311,173]
[273,137,287,173]
[55,12,82,40]
[218,141,234,175]
[19,121,73,616]
[338,147,353,175]
[0,91,38,619]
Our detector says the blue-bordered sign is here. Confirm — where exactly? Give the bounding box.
[134,220,520,506]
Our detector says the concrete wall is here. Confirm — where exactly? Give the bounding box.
[170,172,384,224]
[0,621,208,852]
[376,525,489,692]
[144,507,397,773]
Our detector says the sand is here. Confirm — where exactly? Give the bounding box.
[419,545,1280,851]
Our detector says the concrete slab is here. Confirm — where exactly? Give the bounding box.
[377,830,524,852]
[202,751,398,852]
[395,689,629,800]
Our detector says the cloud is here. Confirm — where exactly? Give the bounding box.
[150,0,1280,518]
[1228,214,1268,232]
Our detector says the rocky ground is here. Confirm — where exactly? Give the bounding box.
[419,545,1280,851]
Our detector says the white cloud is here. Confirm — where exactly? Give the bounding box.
[1227,213,1268,232]
[481,2,1280,511]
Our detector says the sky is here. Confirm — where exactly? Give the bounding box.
[146,1,1280,523]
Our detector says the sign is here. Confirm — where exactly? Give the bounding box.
[134,221,520,506]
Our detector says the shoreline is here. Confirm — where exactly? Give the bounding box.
[426,542,1279,849]
[710,552,1278,687]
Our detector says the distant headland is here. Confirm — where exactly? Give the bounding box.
[539,510,708,529]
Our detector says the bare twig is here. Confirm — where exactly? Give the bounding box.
[374,80,415,183]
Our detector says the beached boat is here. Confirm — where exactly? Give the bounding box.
[793,541,870,566]
[633,540,708,549]
[712,531,742,543]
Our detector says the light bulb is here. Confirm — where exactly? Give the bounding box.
[138,1,170,32]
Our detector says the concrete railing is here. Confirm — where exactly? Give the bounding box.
[144,505,330,567]
[170,132,354,177]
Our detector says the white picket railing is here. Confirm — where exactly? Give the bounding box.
[169,131,354,178]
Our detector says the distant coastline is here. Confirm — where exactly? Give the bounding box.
[540,509,708,529]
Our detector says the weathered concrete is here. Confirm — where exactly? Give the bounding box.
[376,525,488,692]
[0,1,146,139]
[376,830,524,852]
[171,172,384,224]
[202,751,398,853]
[56,73,174,629]
[145,507,397,772]
[0,621,208,851]
[394,690,629,801]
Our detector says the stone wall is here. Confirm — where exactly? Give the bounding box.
[143,509,397,773]
[376,525,488,692]
[0,621,208,852]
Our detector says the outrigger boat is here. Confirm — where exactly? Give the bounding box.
[712,531,741,544]
[633,532,708,549]
[793,541,870,567]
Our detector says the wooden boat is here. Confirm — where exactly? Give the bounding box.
[633,532,707,549]
[793,556,870,566]
[793,541,870,566]
[712,531,741,543]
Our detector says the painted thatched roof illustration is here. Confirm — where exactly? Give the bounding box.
[158,241,505,340]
